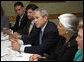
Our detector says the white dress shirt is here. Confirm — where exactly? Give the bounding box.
[19,15,24,26]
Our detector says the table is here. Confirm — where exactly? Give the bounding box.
[1,33,33,61]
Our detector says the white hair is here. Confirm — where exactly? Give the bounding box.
[58,13,79,35]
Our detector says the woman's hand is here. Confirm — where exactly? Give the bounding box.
[29,54,46,61]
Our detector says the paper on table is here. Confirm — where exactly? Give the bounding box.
[1,35,9,41]
[1,32,3,36]
[5,49,33,61]
[1,38,33,61]
[7,53,33,61]
[1,50,8,57]
[1,40,11,58]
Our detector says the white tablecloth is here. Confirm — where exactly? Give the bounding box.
[1,33,33,61]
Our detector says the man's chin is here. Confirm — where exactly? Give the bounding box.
[28,17,32,20]
[18,14,22,16]
[36,26,40,28]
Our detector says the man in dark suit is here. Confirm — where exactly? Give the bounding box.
[12,4,39,39]
[10,8,59,56]
[11,2,28,32]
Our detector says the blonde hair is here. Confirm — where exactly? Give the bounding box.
[78,19,83,29]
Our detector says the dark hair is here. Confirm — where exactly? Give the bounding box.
[1,7,4,16]
[14,2,24,7]
[26,4,38,11]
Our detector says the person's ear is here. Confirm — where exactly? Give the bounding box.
[44,16,48,22]
[65,30,69,34]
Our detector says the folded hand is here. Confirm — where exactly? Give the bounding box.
[29,54,46,61]
[13,32,22,39]
[12,41,21,52]
[9,36,19,43]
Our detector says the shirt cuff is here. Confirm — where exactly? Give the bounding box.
[20,44,32,52]
[20,45,25,52]
[18,40,24,45]
[10,29,13,34]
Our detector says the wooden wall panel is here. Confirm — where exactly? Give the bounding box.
[9,13,83,21]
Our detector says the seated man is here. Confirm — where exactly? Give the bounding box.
[12,4,39,40]
[10,8,59,56]
[11,2,28,32]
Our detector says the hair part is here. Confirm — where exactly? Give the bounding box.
[14,2,24,7]
[26,4,38,11]
[1,7,4,16]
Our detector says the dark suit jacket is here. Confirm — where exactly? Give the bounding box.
[11,12,28,32]
[17,20,31,35]
[40,34,78,61]
[17,21,40,44]
[23,21,59,55]
[16,20,39,43]
[1,16,9,31]
[21,24,40,44]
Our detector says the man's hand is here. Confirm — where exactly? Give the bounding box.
[7,29,11,35]
[9,34,14,40]
[9,36,19,43]
[29,54,46,61]
[12,41,21,52]
[13,32,22,39]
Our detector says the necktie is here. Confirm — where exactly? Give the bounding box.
[19,16,22,26]
[28,23,33,36]
[39,30,42,45]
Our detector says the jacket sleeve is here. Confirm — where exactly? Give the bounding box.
[24,31,59,55]
[11,16,19,32]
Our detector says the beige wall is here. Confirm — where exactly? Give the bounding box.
[1,1,83,16]
[1,1,83,26]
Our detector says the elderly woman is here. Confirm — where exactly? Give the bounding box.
[73,20,83,61]
[29,13,79,61]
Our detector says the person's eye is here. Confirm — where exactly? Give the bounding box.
[29,12,32,13]
[59,25,61,27]
[36,17,39,19]
[33,18,35,20]
[18,9,20,11]
[78,35,81,38]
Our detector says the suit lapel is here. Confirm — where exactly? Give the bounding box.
[41,21,49,43]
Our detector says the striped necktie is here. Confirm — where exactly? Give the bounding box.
[39,30,42,45]
[19,16,23,26]
[28,23,33,36]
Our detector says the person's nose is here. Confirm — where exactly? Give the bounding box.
[27,13,30,16]
[76,36,78,42]
[34,19,37,22]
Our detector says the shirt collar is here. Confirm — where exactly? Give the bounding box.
[41,21,48,33]
[31,20,35,26]
[20,15,23,20]
[20,14,24,19]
